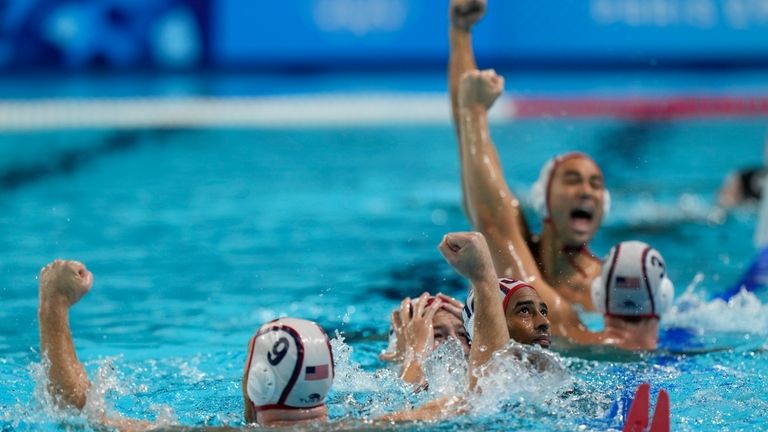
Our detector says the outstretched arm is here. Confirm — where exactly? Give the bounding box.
[38,259,93,409]
[438,231,612,350]
[457,69,537,283]
[449,1,534,243]
[38,260,155,432]
[449,0,484,132]
[438,232,506,390]
[449,0,485,220]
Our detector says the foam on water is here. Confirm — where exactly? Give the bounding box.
[328,332,412,419]
[421,338,468,398]
[607,193,722,227]
[7,356,178,431]
[665,277,768,335]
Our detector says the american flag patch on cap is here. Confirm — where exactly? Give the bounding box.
[305,364,329,381]
[615,276,641,289]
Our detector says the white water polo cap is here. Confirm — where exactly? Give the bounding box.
[591,241,674,319]
[245,318,334,411]
[530,152,611,219]
[463,278,537,341]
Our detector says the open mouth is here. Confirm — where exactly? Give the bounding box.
[569,207,594,233]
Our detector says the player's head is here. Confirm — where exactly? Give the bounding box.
[591,241,674,320]
[463,279,551,348]
[242,318,334,426]
[531,152,610,246]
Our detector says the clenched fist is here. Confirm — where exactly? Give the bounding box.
[450,0,486,31]
[458,69,504,111]
[39,260,93,308]
[438,231,496,283]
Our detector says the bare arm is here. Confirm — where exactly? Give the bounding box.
[38,260,93,409]
[457,70,537,283]
[449,0,483,220]
[39,260,155,432]
[449,1,533,244]
[438,232,507,390]
[449,0,483,132]
[378,395,465,422]
[456,86,612,346]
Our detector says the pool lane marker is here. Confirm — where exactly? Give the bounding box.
[0,94,512,130]
[514,95,768,119]
[3,94,767,131]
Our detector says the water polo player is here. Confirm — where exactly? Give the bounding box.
[449,0,608,310]
[242,317,335,426]
[37,259,335,430]
[463,278,551,349]
[590,241,675,350]
[380,293,470,386]
[439,231,674,351]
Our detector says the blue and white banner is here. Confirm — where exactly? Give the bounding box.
[3,0,768,70]
[212,0,768,67]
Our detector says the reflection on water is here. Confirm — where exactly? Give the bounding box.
[1,122,768,431]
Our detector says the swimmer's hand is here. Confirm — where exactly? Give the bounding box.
[458,69,504,111]
[379,306,408,362]
[403,293,443,358]
[435,293,464,320]
[399,293,443,386]
[439,231,496,283]
[39,259,93,308]
[451,0,486,31]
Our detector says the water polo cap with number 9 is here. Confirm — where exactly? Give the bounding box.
[244,318,334,411]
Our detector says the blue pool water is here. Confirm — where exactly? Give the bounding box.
[1,117,768,430]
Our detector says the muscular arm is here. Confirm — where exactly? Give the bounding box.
[438,232,508,390]
[448,0,482,221]
[449,0,533,244]
[39,260,155,432]
[466,272,508,390]
[457,81,536,282]
[457,95,610,346]
[38,261,91,409]
[449,24,478,132]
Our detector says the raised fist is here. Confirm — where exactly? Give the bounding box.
[39,260,93,307]
[450,0,487,31]
[438,231,495,283]
[458,69,504,111]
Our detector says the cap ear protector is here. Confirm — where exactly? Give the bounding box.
[530,152,611,220]
[591,241,674,319]
[247,358,278,406]
[244,318,334,412]
[463,279,537,341]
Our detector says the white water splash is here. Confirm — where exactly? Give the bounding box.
[11,356,178,430]
[664,285,768,334]
[422,338,468,398]
[468,341,572,416]
[610,193,719,227]
[329,332,412,418]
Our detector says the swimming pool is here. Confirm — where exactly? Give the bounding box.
[1,85,767,430]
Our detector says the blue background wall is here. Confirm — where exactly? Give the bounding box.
[3,0,768,70]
